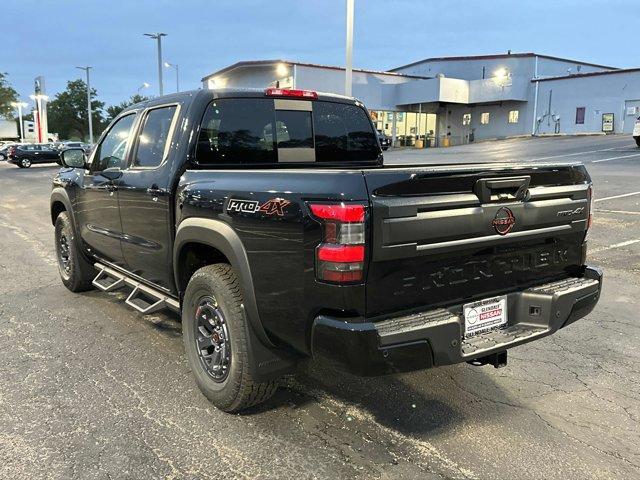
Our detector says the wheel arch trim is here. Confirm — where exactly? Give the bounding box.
[173,217,275,348]
[50,188,76,230]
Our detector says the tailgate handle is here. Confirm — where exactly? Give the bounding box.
[475,176,530,203]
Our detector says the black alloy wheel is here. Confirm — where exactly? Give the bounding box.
[194,296,231,382]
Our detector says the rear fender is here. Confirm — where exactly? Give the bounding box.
[174,218,297,381]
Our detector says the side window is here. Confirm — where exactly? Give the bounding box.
[133,105,178,168]
[196,98,276,165]
[91,114,137,172]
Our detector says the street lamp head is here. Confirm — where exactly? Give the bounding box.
[144,32,167,39]
[11,101,28,108]
[30,94,49,101]
[143,82,150,88]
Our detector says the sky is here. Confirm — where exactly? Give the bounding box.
[2,0,639,109]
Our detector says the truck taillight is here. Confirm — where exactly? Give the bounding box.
[310,203,366,283]
[587,185,594,230]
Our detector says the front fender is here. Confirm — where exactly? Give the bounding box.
[50,187,76,229]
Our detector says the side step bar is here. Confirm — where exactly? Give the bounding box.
[92,263,180,314]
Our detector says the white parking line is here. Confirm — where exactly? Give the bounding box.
[528,145,625,162]
[595,191,640,202]
[591,239,640,253]
[592,153,640,163]
[595,209,640,215]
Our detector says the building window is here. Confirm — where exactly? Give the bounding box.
[508,110,519,124]
[480,112,490,125]
[575,107,586,124]
[462,113,471,126]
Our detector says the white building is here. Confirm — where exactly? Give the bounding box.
[202,53,640,147]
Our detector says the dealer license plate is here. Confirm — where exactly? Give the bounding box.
[463,295,508,336]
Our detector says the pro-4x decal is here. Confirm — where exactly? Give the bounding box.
[227,198,291,216]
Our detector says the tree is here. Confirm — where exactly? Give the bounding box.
[48,79,106,141]
[105,94,150,123]
[0,72,19,120]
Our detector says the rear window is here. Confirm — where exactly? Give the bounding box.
[314,101,379,162]
[195,97,379,166]
[197,98,276,165]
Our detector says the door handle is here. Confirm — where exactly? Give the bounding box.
[146,185,164,196]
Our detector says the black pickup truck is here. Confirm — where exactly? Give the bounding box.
[52,88,602,412]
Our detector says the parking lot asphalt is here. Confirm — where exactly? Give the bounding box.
[0,134,638,480]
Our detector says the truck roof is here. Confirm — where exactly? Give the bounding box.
[124,88,360,114]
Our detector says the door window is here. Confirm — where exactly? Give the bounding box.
[133,105,178,168]
[91,114,137,172]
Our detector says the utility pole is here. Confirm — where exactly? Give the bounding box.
[11,101,28,142]
[345,0,354,96]
[76,66,93,144]
[144,33,167,96]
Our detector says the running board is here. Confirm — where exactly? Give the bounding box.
[93,263,180,314]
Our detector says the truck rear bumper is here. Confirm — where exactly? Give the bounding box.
[310,266,602,376]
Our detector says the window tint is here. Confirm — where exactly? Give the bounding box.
[314,101,379,162]
[197,98,275,165]
[92,114,136,171]
[274,110,313,148]
[196,98,379,166]
[134,105,177,167]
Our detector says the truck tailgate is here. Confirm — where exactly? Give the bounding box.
[363,163,591,318]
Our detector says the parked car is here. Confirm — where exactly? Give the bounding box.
[633,116,640,147]
[377,129,391,150]
[52,88,602,413]
[0,142,18,160]
[7,143,61,168]
[56,141,92,154]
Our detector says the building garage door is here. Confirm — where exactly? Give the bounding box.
[623,100,640,134]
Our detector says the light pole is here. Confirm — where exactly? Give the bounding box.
[11,101,28,142]
[144,33,167,96]
[345,0,354,96]
[76,66,94,144]
[137,82,151,95]
[164,62,179,92]
[29,94,49,143]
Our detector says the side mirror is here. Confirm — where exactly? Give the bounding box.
[60,148,87,168]
[100,167,123,181]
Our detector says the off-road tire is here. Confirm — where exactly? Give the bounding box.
[54,211,94,292]
[182,264,278,412]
